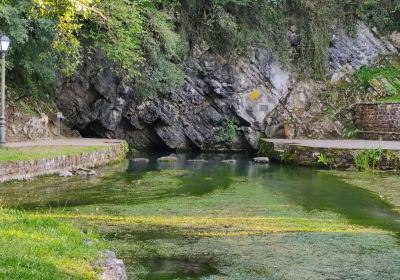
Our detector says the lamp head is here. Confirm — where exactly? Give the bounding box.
[0,36,11,53]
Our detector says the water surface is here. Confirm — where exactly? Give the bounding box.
[1,152,399,279]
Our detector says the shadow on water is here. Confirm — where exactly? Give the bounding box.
[258,165,400,238]
[0,153,246,209]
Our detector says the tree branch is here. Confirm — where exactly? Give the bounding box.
[70,0,108,21]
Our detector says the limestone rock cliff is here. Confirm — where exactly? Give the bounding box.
[56,23,397,151]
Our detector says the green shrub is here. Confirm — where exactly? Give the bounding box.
[2,0,399,100]
[218,117,238,141]
[352,149,384,172]
[317,153,331,168]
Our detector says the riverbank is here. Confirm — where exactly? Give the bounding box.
[0,138,129,279]
[0,139,128,182]
[259,139,400,170]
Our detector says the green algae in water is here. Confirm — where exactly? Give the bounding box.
[141,257,218,280]
[0,153,400,279]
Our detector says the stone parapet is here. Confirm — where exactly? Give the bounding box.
[353,103,400,141]
[0,142,127,182]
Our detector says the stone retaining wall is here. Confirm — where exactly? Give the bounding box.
[353,103,400,140]
[259,139,400,170]
[0,143,127,182]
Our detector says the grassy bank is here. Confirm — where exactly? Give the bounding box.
[0,209,103,279]
[0,146,109,163]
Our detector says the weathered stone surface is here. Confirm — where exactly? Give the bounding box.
[157,156,178,162]
[56,23,396,151]
[389,32,400,49]
[353,103,400,141]
[100,250,128,280]
[22,115,51,140]
[330,22,396,81]
[58,170,73,177]
[73,167,97,176]
[222,159,237,164]
[131,158,150,163]
[254,157,270,164]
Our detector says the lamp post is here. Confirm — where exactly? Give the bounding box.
[0,35,10,146]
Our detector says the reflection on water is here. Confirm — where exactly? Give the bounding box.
[0,152,399,236]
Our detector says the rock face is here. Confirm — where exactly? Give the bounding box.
[56,23,396,151]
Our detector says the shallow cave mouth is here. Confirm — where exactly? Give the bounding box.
[76,121,105,138]
[75,118,256,154]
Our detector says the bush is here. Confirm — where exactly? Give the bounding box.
[352,149,384,172]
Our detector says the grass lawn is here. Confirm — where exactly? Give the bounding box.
[0,146,108,163]
[0,209,103,280]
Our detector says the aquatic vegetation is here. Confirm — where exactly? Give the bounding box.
[1,159,400,279]
[326,170,400,209]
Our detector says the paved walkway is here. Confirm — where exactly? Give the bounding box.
[266,139,400,151]
[5,138,125,148]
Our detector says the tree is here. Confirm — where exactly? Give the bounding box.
[32,0,105,75]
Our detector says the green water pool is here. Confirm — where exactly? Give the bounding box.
[1,152,399,279]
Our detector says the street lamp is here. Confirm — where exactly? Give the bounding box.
[0,35,10,146]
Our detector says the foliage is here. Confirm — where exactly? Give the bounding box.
[317,153,331,168]
[0,0,56,98]
[31,0,103,75]
[0,209,102,279]
[135,6,186,98]
[218,117,238,141]
[319,56,400,133]
[352,149,384,172]
[354,58,400,102]
[342,123,362,139]
[177,0,399,77]
[1,0,399,99]
[84,0,144,78]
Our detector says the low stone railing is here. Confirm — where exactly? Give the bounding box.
[258,139,400,170]
[0,142,127,182]
[353,103,400,141]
